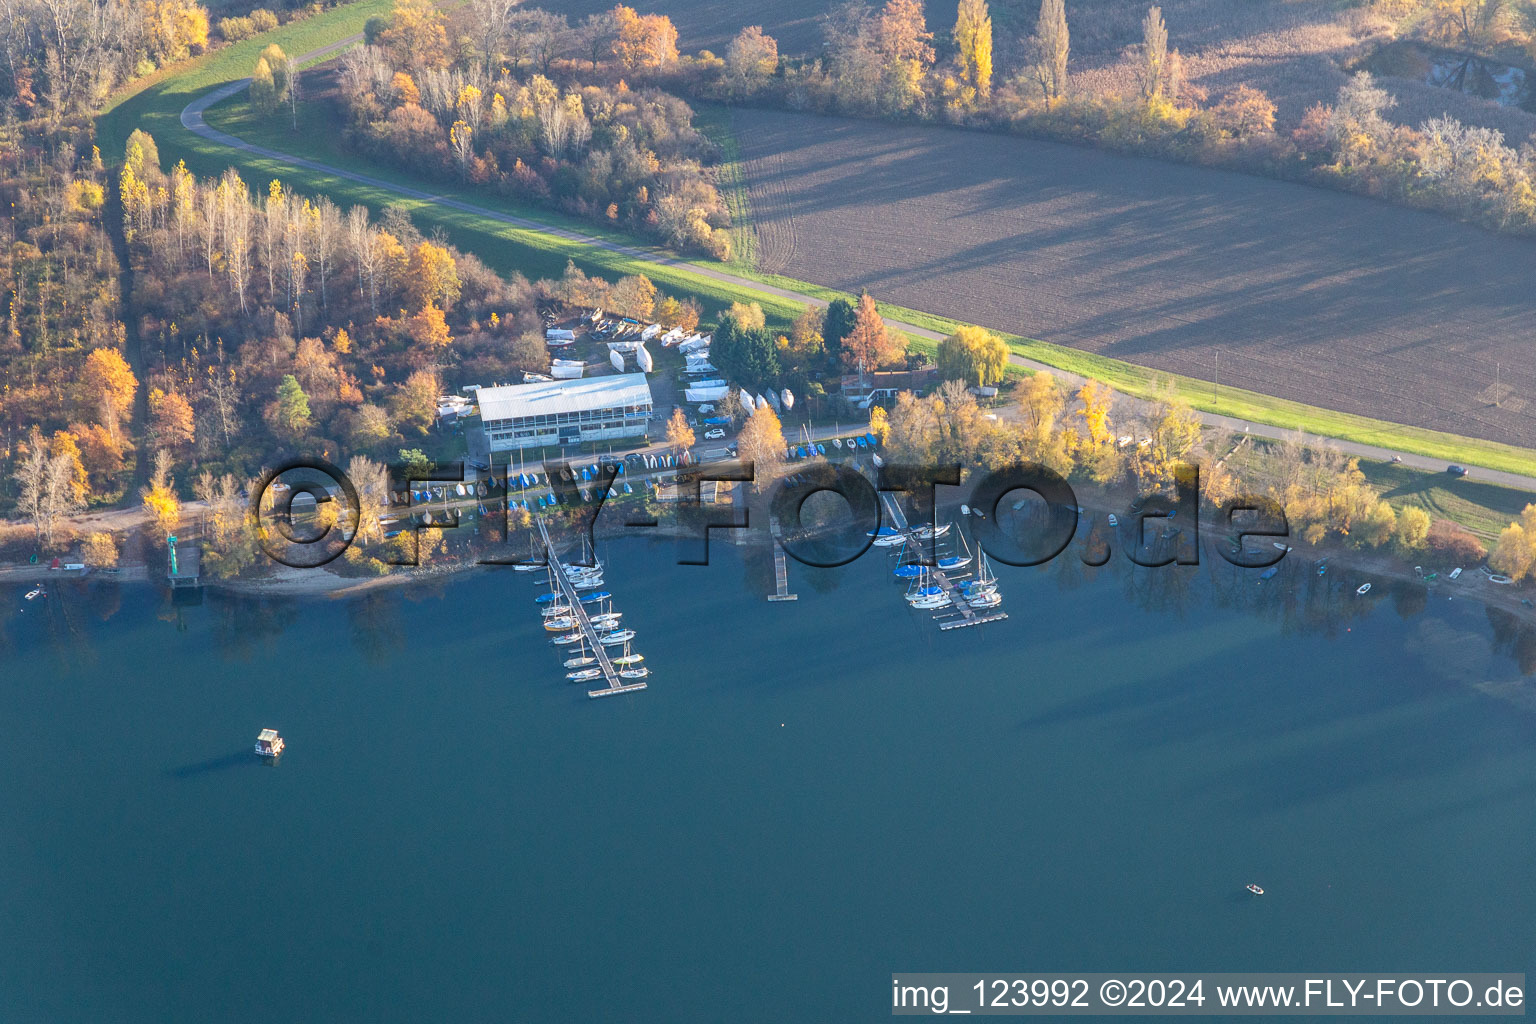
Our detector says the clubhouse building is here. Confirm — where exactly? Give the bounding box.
[476,373,654,452]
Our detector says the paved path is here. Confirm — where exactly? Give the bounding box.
[180,48,1536,494]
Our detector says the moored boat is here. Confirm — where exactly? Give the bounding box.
[598,629,636,645]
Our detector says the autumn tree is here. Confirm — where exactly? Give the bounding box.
[1491,504,1536,582]
[250,57,278,114]
[841,292,904,370]
[379,0,450,70]
[868,404,891,444]
[1212,86,1276,139]
[953,0,993,103]
[13,430,85,549]
[81,532,119,568]
[80,347,139,441]
[726,26,779,96]
[390,369,440,435]
[936,324,1008,387]
[404,242,460,311]
[1030,0,1069,110]
[611,6,679,71]
[149,388,196,456]
[665,408,696,453]
[141,450,181,543]
[408,302,454,352]
[737,402,787,490]
[1396,506,1431,553]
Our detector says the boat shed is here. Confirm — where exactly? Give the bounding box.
[477,373,653,452]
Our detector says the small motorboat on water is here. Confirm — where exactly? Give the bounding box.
[910,594,952,610]
[551,632,583,645]
[968,591,1003,609]
[589,613,622,628]
[1246,884,1264,895]
[24,585,45,601]
[573,576,606,590]
[567,667,603,682]
[619,666,650,680]
[1357,583,1372,595]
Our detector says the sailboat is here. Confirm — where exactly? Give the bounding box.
[959,552,999,599]
[936,530,973,571]
[599,628,636,645]
[612,639,644,668]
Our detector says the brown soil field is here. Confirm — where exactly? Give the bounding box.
[731,106,1536,448]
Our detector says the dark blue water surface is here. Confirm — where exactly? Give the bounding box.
[2,539,1534,1022]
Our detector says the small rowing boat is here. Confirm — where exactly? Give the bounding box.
[1246,883,1264,895]
[1356,583,1372,595]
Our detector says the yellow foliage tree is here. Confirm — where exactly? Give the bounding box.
[954,0,993,103]
[665,408,696,452]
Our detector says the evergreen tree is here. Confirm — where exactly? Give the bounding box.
[822,297,857,363]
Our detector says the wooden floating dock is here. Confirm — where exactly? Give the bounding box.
[767,516,797,602]
[534,518,646,699]
[881,494,1007,631]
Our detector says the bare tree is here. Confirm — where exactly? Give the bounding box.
[310,196,340,310]
[12,431,83,548]
[1139,5,1167,100]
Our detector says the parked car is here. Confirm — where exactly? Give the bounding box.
[704,428,726,440]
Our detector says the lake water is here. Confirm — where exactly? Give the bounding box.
[3,537,1535,1022]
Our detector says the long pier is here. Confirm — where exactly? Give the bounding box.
[880,494,1008,631]
[767,516,797,602]
[535,518,647,699]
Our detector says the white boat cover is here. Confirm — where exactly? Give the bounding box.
[684,384,730,402]
[610,349,625,372]
[781,388,794,410]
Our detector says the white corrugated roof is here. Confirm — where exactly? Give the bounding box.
[476,373,652,421]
